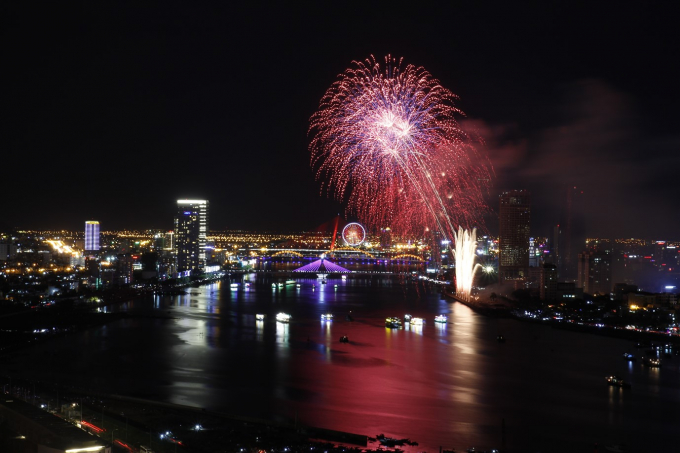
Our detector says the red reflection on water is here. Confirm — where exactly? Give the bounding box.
[286,305,485,452]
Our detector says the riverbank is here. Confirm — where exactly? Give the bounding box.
[1,380,372,453]
[442,288,680,347]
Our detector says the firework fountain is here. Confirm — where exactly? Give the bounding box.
[309,55,490,299]
[453,227,483,301]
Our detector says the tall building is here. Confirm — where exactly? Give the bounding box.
[499,190,531,282]
[84,221,100,253]
[529,237,538,267]
[551,224,561,267]
[540,263,559,300]
[175,199,208,274]
[561,186,585,281]
[577,250,612,296]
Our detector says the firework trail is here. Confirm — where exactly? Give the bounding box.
[309,55,490,239]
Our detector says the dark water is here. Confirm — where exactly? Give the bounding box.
[12,275,680,453]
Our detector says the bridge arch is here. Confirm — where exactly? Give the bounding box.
[270,251,305,258]
[390,254,425,262]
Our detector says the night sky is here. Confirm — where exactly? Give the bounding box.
[4,2,679,239]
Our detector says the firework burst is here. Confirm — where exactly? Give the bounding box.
[309,54,490,238]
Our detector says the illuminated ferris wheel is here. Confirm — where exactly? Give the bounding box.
[341,222,366,246]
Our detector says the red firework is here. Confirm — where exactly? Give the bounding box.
[309,55,490,238]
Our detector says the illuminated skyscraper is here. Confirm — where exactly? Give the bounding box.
[499,190,531,282]
[84,221,100,253]
[175,199,208,274]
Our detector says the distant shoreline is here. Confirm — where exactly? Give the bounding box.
[442,289,680,346]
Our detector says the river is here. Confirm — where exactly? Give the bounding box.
[8,275,680,453]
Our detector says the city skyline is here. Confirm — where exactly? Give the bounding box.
[4,2,679,239]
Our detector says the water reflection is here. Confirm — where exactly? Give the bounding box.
[276,321,290,346]
[317,284,325,303]
[256,319,265,342]
[26,277,679,453]
[176,318,207,347]
[407,322,423,335]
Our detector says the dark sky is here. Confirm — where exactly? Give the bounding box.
[4,1,679,239]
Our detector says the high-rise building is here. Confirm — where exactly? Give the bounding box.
[540,263,559,300]
[84,221,100,253]
[529,237,538,268]
[561,186,585,281]
[175,199,208,274]
[577,250,612,296]
[499,190,531,282]
[551,224,561,267]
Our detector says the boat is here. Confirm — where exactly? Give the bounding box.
[255,314,265,321]
[285,280,296,286]
[606,375,631,388]
[296,284,301,288]
[385,317,402,328]
[410,317,424,325]
[230,283,239,288]
[339,335,349,343]
[434,314,447,323]
[404,314,413,323]
[375,434,418,447]
[321,313,333,321]
[643,357,661,367]
[378,437,399,447]
[275,313,291,323]
[497,335,506,343]
[623,353,636,361]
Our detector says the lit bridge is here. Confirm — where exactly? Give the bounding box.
[257,248,427,263]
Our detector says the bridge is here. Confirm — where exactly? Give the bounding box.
[256,248,427,262]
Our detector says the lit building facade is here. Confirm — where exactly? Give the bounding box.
[499,190,531,282]
[175,199,208,274]
[84,221,100,253]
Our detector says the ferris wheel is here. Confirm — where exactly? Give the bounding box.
[341,222,366,246]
